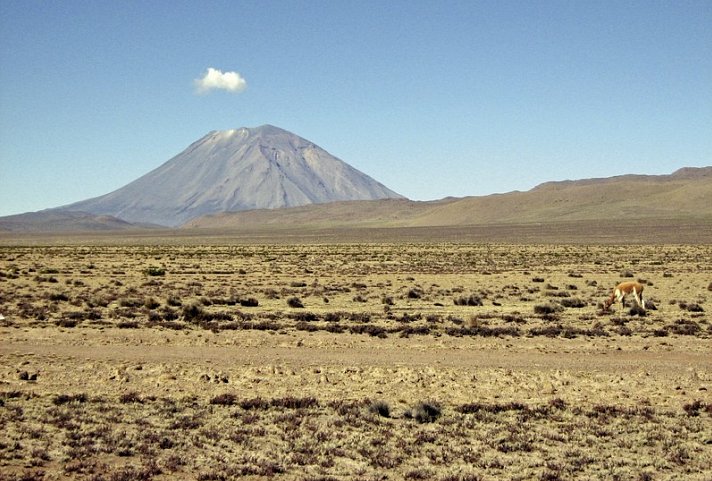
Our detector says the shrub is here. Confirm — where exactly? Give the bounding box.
[144,297,160,309]
[405,469,434,480]
[287,297,304,308]
[182,304,204,321]
[615,326,633,336]
[454,294,483,306]
[66,310,98,321]
[144,266,166,276]
[529,325,564,338]
[239,297,259,307]
[502,313,525,324]
[56,318,79,328]
[208,297,236,306]
[290,311,319,322]
[667,319,701,336]
[325,323,345,333]
[349,312,372,323]
[117,460,163,479]
[154,320,186,330]
[119,297,143,308]
[324,312,344,323]
[167,296,182,307]
[682,400,705,417]
[210,393,237,406]
[160,307,179,321]
[408,401,442,423]
[295,321,319,332]
[446,325,520,338]
[368,400,391,418]
[396,312,421,323]
[119,391,143,404]
[251,321,280,331]
[456,401,530,415]
[560,298,586,308]
[53,393,88,405]
[271,396,319,409]
[684,303,704,313]
[399,325,432,337]
[239,397,270,410]
[407,288,423,299]
[117,320,140,328]
[545,290,568,298]
[534,303,564,315]
[349,324,387,338]
[18,371,37,381]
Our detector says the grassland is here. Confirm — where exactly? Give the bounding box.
[0,242,710,480]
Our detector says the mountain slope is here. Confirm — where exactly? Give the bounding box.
[0,211,139,233]
[182,198,440,229]
[185,167,712,229]
[61,125,404,226]
[408,167,712,226]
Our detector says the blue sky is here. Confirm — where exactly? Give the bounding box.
[1,0,711,217]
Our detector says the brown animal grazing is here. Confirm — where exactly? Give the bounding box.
[604,281,645,310]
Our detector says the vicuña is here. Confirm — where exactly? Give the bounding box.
[604,281,645,311]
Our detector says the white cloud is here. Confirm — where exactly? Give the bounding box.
[194,67,247,94]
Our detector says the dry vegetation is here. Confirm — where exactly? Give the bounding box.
[1,242,710,480]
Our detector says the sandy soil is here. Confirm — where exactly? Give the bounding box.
[2,327,711,405]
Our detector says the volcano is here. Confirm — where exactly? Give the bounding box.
[62,125,404,226]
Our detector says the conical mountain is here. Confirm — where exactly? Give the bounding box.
[62,125,404,226]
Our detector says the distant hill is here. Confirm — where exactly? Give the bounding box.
[406,166,712,226]
[58,125,404,227]
[0,210,140,233]
[185,167,712,229]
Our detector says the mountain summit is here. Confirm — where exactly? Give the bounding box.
[62,125,404,226]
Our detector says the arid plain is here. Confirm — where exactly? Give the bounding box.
[1,234,710,481]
